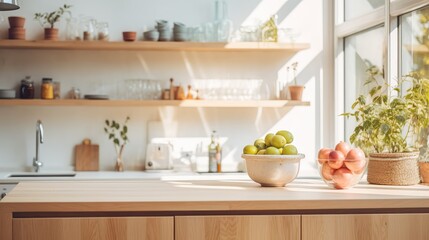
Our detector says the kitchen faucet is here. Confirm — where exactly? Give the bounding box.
[33,120,44,172]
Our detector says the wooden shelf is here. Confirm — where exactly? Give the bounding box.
[0,40,310,52]
[0,99,310,108]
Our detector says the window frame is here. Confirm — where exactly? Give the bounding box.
[334,0,429,142]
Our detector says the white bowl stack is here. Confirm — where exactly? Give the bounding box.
[156,20,171,41]
[173,22,187,42]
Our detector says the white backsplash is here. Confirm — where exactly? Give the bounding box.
[0,0,329,174]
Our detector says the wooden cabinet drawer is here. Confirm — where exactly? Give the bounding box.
[175,215,300,240]
[302,213,429,240]
[13,216,173,240]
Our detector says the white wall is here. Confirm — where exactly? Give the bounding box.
[0,0,326,175]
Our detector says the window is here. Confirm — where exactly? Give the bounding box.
[400,5,429,150]
[400,6,429,77]
[344,26,384,140]
[336,0,429,143]
[344,0,384,20]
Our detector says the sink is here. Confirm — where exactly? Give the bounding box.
[8,173,76,178]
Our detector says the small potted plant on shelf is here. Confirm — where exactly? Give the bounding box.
[342,63,429,185]
[288,62,305,101]
[34,4,71,40]
[104,116,130,172]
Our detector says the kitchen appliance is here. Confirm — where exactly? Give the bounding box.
[145,143,173,171]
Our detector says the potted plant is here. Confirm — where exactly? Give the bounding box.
[34,4,71,40]
[104,116,130,172]
[343,63,429,185]
[288,62,305,101]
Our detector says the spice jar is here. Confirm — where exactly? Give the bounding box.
[41,78,54,99]
[20,76,34,99]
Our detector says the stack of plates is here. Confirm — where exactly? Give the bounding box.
[84,94,109,100]
[0,89,16,99]
[173,22,187,42]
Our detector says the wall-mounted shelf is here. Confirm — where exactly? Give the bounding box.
[0,99,310,108]
[0,40,310,52]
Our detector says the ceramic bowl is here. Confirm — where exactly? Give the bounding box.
[242,154,304,187]
[122,31,137,42]
[143,30,159,41]
[0,89,16,99]
[317,157,367,189]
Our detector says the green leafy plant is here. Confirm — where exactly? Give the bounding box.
[104,116,130,171]
[342,62,429,154]
[34,4,72,29]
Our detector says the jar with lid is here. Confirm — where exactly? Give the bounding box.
[41,78,54,100]
[20,76,34,99]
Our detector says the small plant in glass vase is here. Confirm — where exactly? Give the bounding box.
[34,4,71,40]
[288,62,305,101]
[342,63,429,185]
[104,116,130,172]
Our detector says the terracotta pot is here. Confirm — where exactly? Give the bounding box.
[8,16,25,28]
[8,28,25,40]
[122,31,137,42]
[288,85,305,101]
[44,28,59,40]
[419,162,429,183]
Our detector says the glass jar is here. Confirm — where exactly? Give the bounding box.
[41,78,54,100]
[97,22,109,41]
[20,76,34,99]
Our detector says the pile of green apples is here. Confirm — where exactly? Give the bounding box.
[243,130,298,155]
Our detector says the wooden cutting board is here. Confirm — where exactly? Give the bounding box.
[75,139,99,171]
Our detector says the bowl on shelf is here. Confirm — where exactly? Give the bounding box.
[0,89,16,99]
[122,31,137,42]
[242,153,304,187]
[317,157,367,189]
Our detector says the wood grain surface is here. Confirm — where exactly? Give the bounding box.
[302,214,429,240]
[13,217,173,240]
[176,215,300,240]
[75,142,99,171]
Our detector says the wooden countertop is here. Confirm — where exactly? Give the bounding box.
[1,179,429,239]
[2,179,429,212]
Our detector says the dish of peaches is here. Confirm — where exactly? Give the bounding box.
[317,141,367,189]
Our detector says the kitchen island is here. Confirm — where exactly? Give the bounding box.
[1,179,429,240]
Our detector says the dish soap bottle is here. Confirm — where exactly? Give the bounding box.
[208,130,218,173]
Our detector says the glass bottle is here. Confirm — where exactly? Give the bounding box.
[216,140,222,173]
[214,0,233,42]
[208,130,218,172]
[65,17,80,40]
[41,78,54,100]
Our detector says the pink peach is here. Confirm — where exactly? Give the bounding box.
[321,162,334,180]
[328,150,345,169]
[335,141,351,156]
[345,148,365,161]
[345,160,366,174]
[332,168,353,189]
